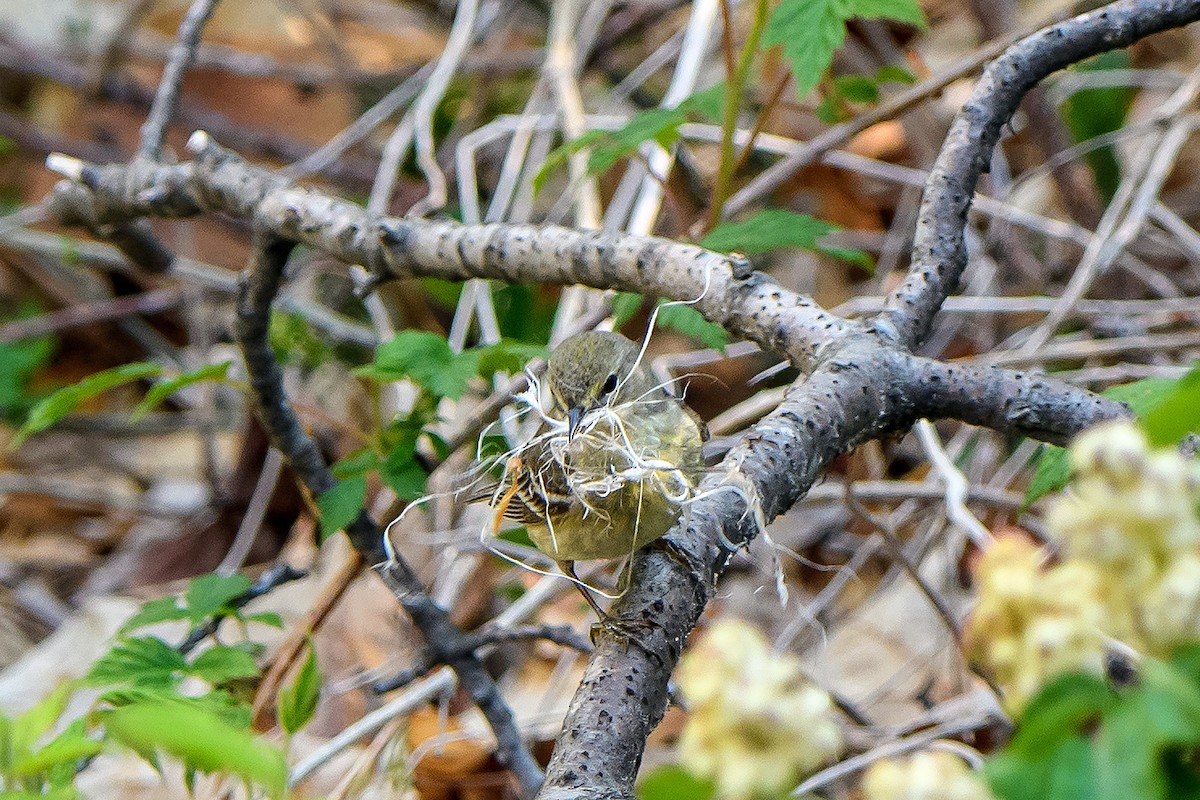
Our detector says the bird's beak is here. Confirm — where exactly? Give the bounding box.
[567,406,584,439]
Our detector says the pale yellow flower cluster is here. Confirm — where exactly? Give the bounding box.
[862,751,996,800]
[966,421,1200,713]
[675,620,842,800]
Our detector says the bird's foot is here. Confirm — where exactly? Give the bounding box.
[589,615,661,662]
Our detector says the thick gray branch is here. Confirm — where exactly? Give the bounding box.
[47,137,853,369]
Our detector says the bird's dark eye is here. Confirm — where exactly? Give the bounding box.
[600,373,619,395]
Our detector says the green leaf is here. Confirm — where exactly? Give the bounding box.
[763,0,924,100]
[1023,372,1191,505]
[1138,364,1200,447]
[475,340,548,379]
[185,573,252,621]
[9,733,103,779]
[496,526,535,549]
[700,209,835,256]
[876,65,917,85]
[15,362,161,446]
[850,0,926,27]
[131,362,231,421]
[817,244,875,270]
[1095,702,1166,800]
[586,108,687,175]
[612,295,729,351]
[762,0,850,100]
[986,738,1097,800]
[1025,444,1070,506]
[11,683,73,759]
[610,293,645,327]
[834,74,879,103]
[654,304,729,352]
[277,643,322,735]
[104,701,286,798]
[534,84,723,192]
[96,686,251,729]
[317,476,366,542]
[1104,376,1180,417]
[381,443,428,502]
[86,637,187,688]
[0,305,55,417]
[679,82,727,120]
[0,790,79,800]
[636,764,716,800]
[1044,736,1100,800]
[330,448,381,480]
[365,331,479,399]
[119,597,191,635]
[188,645,260,685]
[1008,672,1114,758]
[1061,52,1135,203]
[244,612,284,629]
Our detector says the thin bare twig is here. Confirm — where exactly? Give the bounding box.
[138,0,221,159]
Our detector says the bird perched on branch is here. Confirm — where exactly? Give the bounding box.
[471,330,707,613]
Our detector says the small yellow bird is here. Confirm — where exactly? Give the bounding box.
[476,331,707,611]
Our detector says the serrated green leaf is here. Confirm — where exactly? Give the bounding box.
[655,304,729,352]
[86,637,187,688]
[15,362,161,446]
[105,701,286,798]
[762,0,850,99]
[96,686,251,728]
[277,643,321,735]
[764,0,924,100]
[317,476,366,542]
[131,362,231,421]
[532,130,610,194]
[185,573,252,621]
[636,764,716,800]
[188,645,260,685]
[119,597,191,635]
[700,209,836,256]
[365,331,479,399]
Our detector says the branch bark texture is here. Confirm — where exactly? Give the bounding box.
[37,0,1199,794]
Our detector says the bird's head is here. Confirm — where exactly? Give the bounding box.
[546,331,663,436]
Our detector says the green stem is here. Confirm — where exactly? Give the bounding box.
[706,0,770,232]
